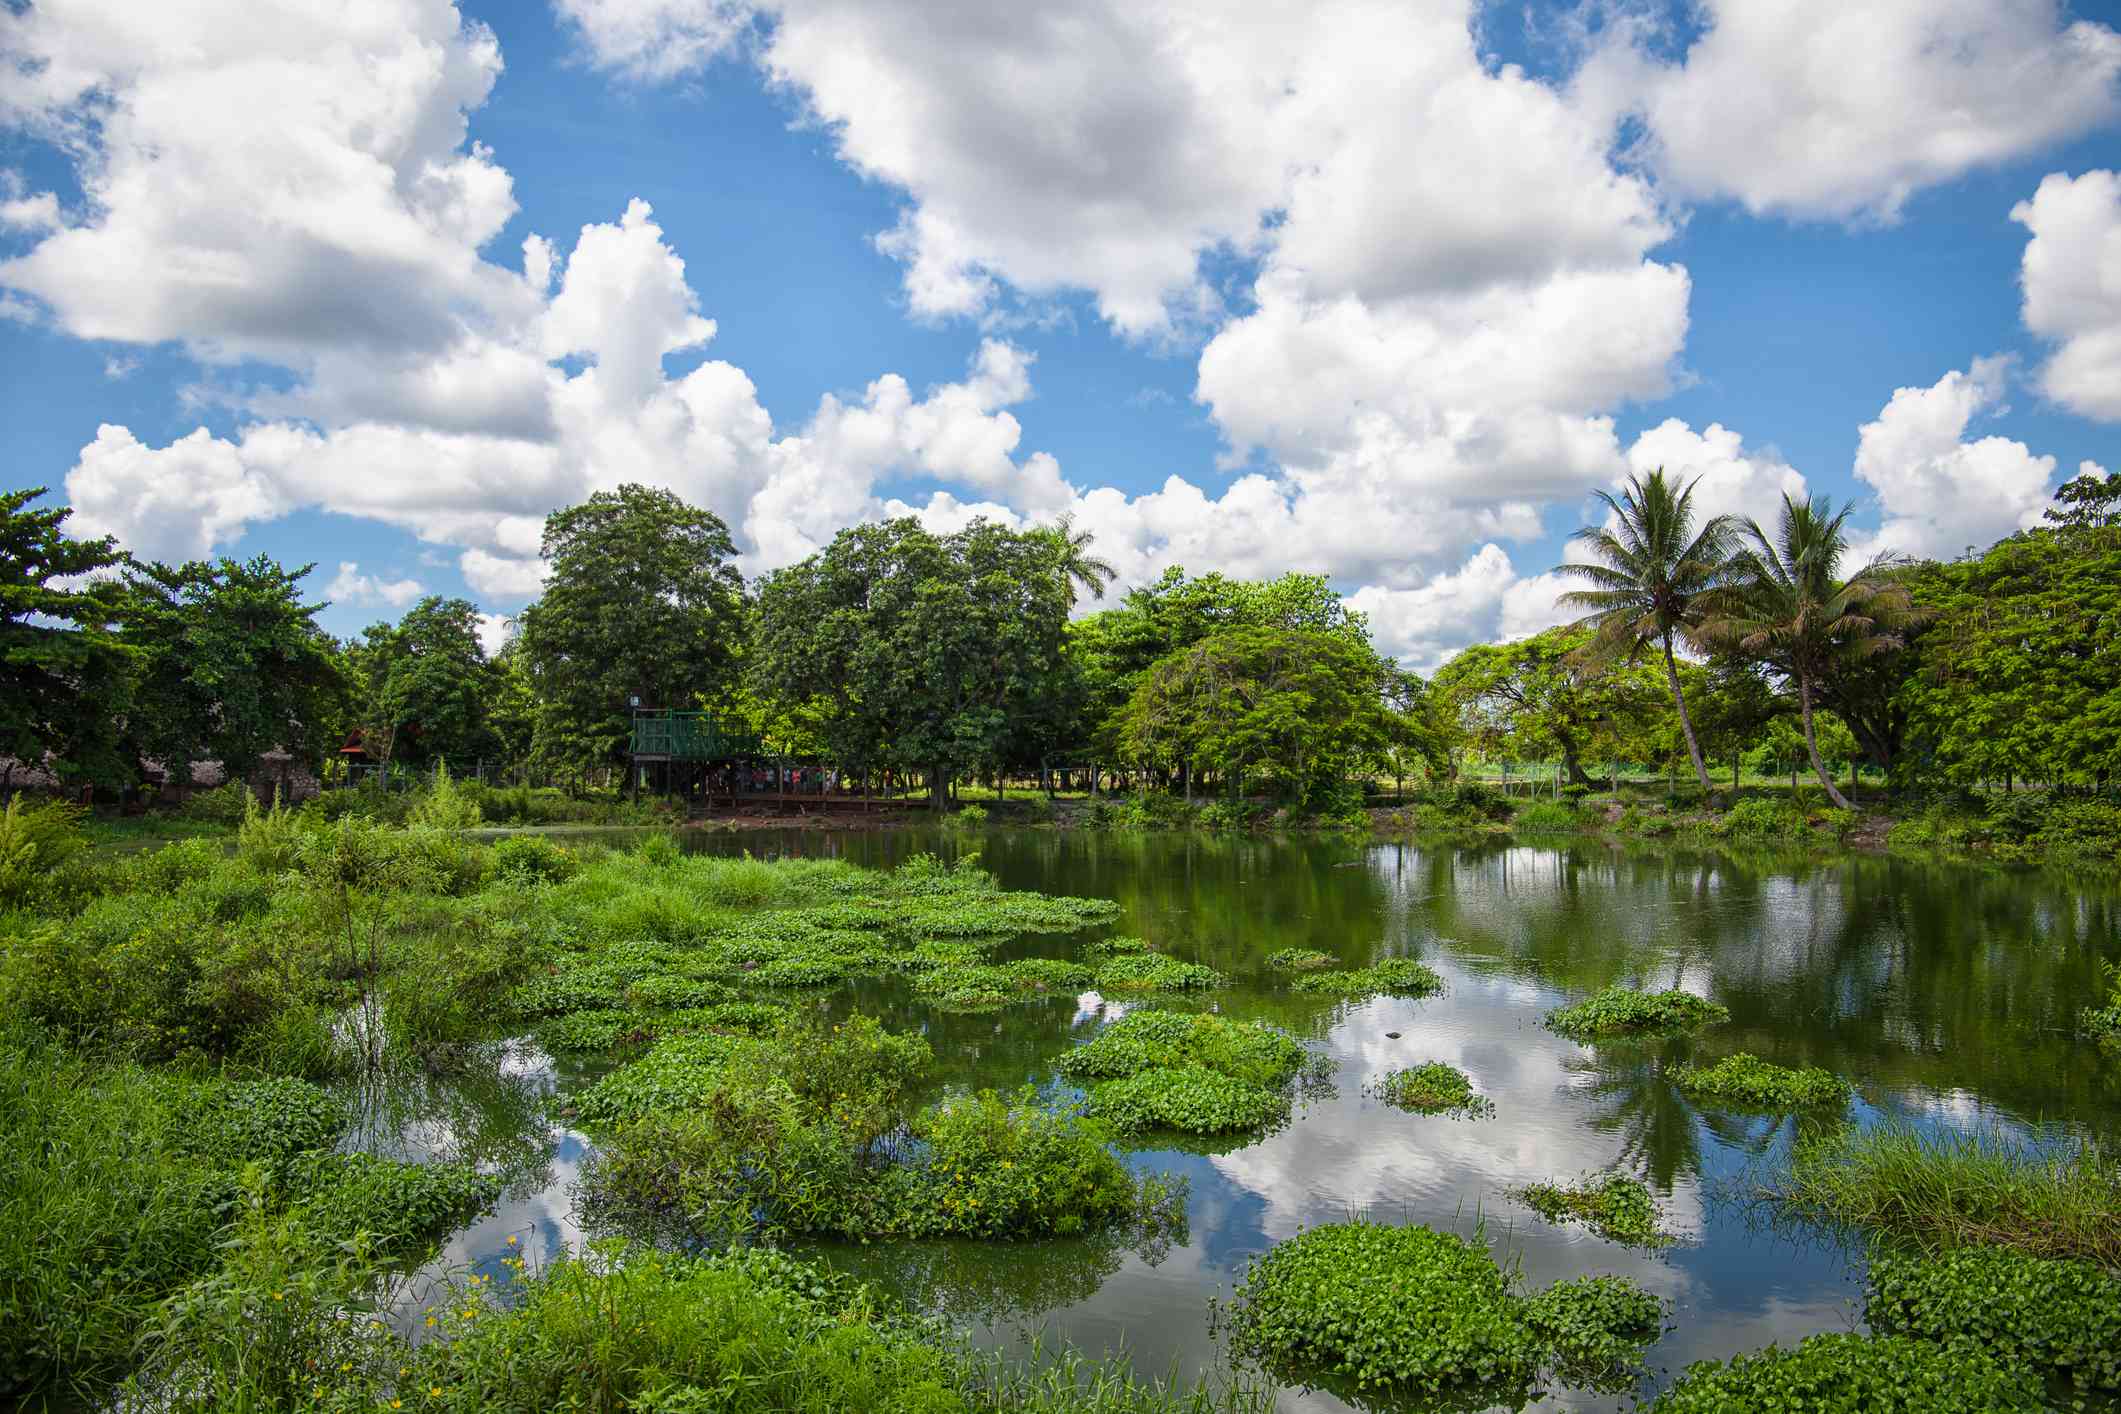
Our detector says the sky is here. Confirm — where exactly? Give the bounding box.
[2,0,2118,668]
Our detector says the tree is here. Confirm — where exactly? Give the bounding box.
[1685,655,1788,789]
[517,485,748,775]
[1035,512,1116,608]
[118,556,343,792]
[1118,626,1393,807]
[342,597,498,775]
[1554,467,1734,794]
[752,518,1073,807]
[0,486,132,789]
[1708,494,1917,810]
[1430,626,1664,787]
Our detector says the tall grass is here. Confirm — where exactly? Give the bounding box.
[1770,1123,2121,1266]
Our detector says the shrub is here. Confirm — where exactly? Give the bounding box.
[1365,1063,1492,1117]
[0,795,87,907]
[407,762,484,832]
[1516,1175,1672,1248]
[491,833,577,884]
[1543,986,1728,1040]
[1672,1052,1851,1109]
[1448,782,1513,822]
[2082,964,2121,1049]
[1093,954,1223,992]
[1289,957,1443,1000]
[233,789,305,874]
[1865,1243,2121,1396]
[124,838,226,895]
[1087,1066,1288,1136]
[1264,947,1333,971]
[1512,801,1579,834]
[1221,1221,1536,1403]
[950,803,989,828]
[179,782,254,824]
[1054,1011,1306,1089]
[1770,1124,2121,1267]
[1715,797,1809,840]
[1646,1332,2041,1412]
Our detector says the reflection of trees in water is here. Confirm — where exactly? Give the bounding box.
[809,1215,1184,1330]
[340,1038,563,1198]
[1568,1044,1709,1192]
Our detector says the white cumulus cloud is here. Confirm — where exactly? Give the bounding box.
[1575,0,2121,222]
[2012,169,2121,421]
[325,563,427,612]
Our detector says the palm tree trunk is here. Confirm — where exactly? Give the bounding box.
[1661,633,1714,794]
[1796,669,1854,811]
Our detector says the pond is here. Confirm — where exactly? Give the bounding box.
[373,828,2121,1412]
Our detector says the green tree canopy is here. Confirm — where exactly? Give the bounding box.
[1431,626,1664,786]
[517,485,747,774]
[341,596,499,773]
[118,555,343,790]
[1118,625,1395,806]
[0,487,131,788]
[751,517,1075,803]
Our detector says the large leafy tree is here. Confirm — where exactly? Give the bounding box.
[752,517,1074,805]
[1431,626,1664,786]
[119,556,343,791]
[1554,467,1734,794]
[1897,476,2121,789]
[517,485,748,774]
[1708,494,1918,810]
[1118,625,1394,806]
[0,486,132,789]
[342,597,499,773]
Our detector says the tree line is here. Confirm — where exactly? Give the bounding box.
[3,464,2116,811]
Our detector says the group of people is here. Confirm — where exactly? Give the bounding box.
[704,763,844,796]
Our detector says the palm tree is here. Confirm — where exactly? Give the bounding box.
[1708,494,1915,811]
[1043,513,1116,608]
[1554,468,1734,794]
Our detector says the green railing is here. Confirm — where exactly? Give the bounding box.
[630,711,767,761]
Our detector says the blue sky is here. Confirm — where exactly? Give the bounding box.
[2,0,2118,665]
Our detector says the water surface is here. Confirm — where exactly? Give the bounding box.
[382,828,2121,1411]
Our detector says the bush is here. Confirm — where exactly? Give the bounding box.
[491,833,578,884]
[1087,1065,1288,1136]
[1448,782,1514,822]
[2084,964,2121,1049]
[407,763,484,832]
[0,795,87,907]
[233,789,305,874]
[1672,1052,1851,1109]
[1512,801,1580,834]
[1715,797,1809,840]
[179,782,254,824]
[1865,1243,2121,1396]
[1543,986,1728,1040]
[1516,1174,1672,1248]
[949,803,989,828]
[1289,957,1443,1001]
[1647,1332,2041,1412]
[1365,1063,1492,1118]
[1771,1124,2121,1267]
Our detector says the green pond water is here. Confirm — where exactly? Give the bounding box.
[373,828,2121,1412]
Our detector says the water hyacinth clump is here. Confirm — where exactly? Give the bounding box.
[1092,954,1223,992]
[1221,1221,1664,1405]
[1289,957,1443,1000]
[1646,1331,2042,1411]
[1264,947,1334,972]
[1054,1011,1308,1089]
[1517,1175,1674,1248]
[1087,1065,1290,1136]
[910,957,1093,1011]
[1672,1052,1852,1109]
[1543,987,1729,1040]
[1365,1062,1493,1118]
[1865,1243,2121,1396]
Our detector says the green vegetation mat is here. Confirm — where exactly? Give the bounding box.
[1645,1331,2042,1411]
[1865,1243,2121,1396]
[1516,1175,1674,1248]
[1364,1062,1493,1118]
[1220,1220,1662,1405]
[1543,986,1729,1039]
[1671,1052,1852,1109]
